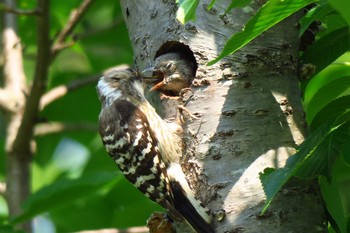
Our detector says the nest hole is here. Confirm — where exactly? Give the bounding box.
[155,41,198,77]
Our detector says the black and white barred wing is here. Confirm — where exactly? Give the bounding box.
[98,99,172,206]
[99,99,213,232]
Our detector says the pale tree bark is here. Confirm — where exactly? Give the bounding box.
[119,0,326,232]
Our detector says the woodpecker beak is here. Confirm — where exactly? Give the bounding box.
[142,67,157,77]
[142,67,165,91]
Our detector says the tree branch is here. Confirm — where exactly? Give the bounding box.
[0,89,17,112]
[3,0,30,231]
[2,0,27,114]
[39,64,129,109]
[1,5,40,15]
[13,0,50,152]
[40,75,100,110]
[51,0,95,57]
[77,226,148,233]
[34,122,97,136]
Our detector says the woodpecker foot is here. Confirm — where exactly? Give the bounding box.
[178,105,200,121]
[147,212,175,233]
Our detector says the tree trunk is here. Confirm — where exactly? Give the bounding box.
[119,0,326,232]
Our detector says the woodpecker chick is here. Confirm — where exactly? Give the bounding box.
[97,69,213,233]
[143,52,196,96]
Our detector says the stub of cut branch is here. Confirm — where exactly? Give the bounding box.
[0,182,6,196]
[40,65,130,110]
[39,75,100,110]
[34,122,97,136]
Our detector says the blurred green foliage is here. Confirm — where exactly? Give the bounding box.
[1,0,161,232]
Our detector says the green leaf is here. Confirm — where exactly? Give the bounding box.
[328,0,350,26]
[303,61,350,124]
[49,178,160,231]
[299,1,334,37]
[260,120,335,214]
[0,225,23,233]
[260,114,350,213]
[207,0,217,10]
[227,0,253,11]
[176,0,199,24]
[310,96,350,131]
[340,136,350,166]
[301,27,350,75]
[208,0,316,65]
[320,158,350,233]
[294,123,349,178]
[13,172,119,223]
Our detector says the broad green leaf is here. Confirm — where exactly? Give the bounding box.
[13,172,119,223]
[310,96,350,131]
[176,0,199,24]
[260,120,336,214]
[320,158,350,233]
[227,0,253,11]
[208,0,316,65]
[303,62,350,124]
[301,27,350,75]
[328,0,350,26]
[299,0,334,37]
[294,123,350,178]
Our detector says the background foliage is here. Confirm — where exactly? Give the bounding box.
[1,1,161,232]
[1,0,350,232]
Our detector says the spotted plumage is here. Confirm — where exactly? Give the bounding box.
[97,69,213,233]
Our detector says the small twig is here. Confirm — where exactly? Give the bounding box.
[1,5,40,15]
[51,40,76,53]
[51,0,95,57]
[40,75,100,110]
[77,226,148,233]
[34,122,97,136]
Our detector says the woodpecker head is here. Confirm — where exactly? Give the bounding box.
[97,69,145,107]
[142,53,195,95]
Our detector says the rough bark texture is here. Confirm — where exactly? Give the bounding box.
[119,0,326,232]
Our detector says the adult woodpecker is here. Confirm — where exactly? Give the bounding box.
[97,69,213,233]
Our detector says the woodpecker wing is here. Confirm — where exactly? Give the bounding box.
[99,99,213,232]
[99,99,171,204]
